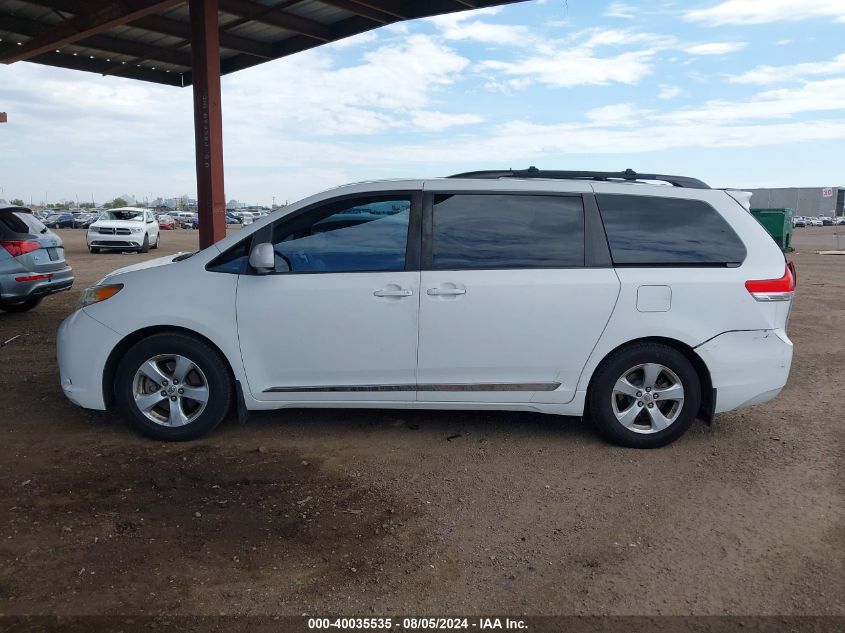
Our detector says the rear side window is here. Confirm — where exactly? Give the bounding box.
[0,212,31,234]
[596,194,746,266]
[430,194,584,269]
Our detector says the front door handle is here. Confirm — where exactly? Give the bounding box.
[427,287,466,296]
[373,288,413,297]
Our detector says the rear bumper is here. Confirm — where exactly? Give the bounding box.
[0,265,73,302]
[57,309,120,410]
[695,329,793,413]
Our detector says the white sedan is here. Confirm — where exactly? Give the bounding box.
[87,207,160,253]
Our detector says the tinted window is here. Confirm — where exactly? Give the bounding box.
[14,211,47,234]
[430,194,584,270]
[207,238,251,274]
[0,211,40,234]
[596,194,746,265]
[269,197,411,273]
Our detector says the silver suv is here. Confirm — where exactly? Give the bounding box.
[0,207,74,312]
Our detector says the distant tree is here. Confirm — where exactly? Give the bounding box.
[104,197,128,209]
[80,202,95,209]
[10,198,25,207]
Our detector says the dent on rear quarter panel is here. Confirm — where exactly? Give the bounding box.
[570,185,786,397]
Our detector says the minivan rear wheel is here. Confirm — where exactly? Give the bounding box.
[114,332,233,441]
[588,342,701,448]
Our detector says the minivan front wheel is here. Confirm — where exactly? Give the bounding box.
[588,342,701,448]
[114,333,233,440]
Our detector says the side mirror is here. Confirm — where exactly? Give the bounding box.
[249,242,287,273]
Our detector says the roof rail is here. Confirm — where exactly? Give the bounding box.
[447,167,711,189]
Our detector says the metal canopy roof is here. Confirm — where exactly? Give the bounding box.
[0,0,527,86]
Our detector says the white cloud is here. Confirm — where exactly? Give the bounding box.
[684,42,747,55]
[604,2,637,19]
[330,31,378,49]
[729,53,845,84]
[684,0,845,25]
[659,78,845,124]
[410,111,484,131]
[586,103,652,125]
[437,21,532,46]
[426,7,531,47]
[477,29,675,89]
[658,85,684,99]
[224,34,471,135]
[426,6,503,28]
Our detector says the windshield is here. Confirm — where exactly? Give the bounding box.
[99,210,144,221]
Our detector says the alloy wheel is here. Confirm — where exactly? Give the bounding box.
[132,354,209,427]
[611,363,685,434]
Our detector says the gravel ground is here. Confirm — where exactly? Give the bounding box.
[0,226,843,616]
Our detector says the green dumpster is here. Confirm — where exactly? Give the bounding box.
[750,208,794,252]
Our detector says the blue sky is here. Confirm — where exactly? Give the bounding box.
[2,0,845,206]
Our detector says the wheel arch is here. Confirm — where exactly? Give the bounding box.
[586,336,715,423]
[102,325,237,409]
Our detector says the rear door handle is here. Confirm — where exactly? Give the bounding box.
[373,288,413,297]
[427,288,466,296]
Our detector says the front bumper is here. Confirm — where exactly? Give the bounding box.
[1,265,74,302]
[87,231,144,250]
[695,329,793,414]
[57,309,122,410]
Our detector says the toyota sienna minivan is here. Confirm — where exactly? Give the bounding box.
[57,169,795,448]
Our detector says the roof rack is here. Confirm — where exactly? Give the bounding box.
[447,167,710,189]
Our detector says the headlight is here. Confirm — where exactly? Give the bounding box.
[78,284,123,309]
[130,227,142,233]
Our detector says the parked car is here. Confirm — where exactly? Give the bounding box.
[225,212,242,225]
[820,216,834,226]
[793,217,806,228]
[57,169,795,448]
[73,212,97,229]
[43,212,74,229]
[230,211,254,225]
[0,206,74,312]
[809,218,823,226]
[156,214,176,230]
[86,207,160,253]
[173,212,196,228]
[836,217,845,225]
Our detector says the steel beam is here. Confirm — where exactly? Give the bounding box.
[190,0,227,247]
[0,0,184,64]
[218,0,332,41]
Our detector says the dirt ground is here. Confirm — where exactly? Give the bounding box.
[0,226,843,617]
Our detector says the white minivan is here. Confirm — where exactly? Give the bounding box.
[58,169,795,448]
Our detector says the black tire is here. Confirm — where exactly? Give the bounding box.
[587,342,701,448]
[139,234,150,253]
[0,297,42,313]
[114,332,233,441]
[88,246,99,254]
[151,233,159,250]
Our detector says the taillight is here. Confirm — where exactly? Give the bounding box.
[1,240,41,257]
[746,263,796,302]
[15,273,52,283]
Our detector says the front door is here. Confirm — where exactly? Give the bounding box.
[237,192,422,402]
[416,191,620,404]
